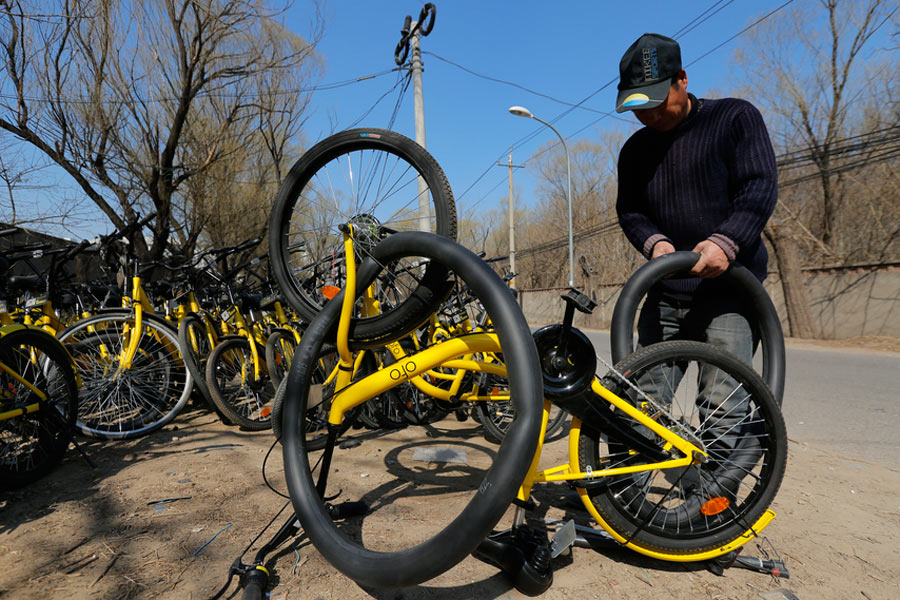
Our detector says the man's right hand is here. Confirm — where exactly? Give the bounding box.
[651,240,676,259]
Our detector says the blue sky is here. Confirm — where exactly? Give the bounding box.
[19,0,803,239]
[284,0,798,222]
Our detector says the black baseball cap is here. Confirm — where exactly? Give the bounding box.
[615,33,682,113]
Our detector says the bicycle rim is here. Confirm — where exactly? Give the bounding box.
[207,338,275,430]
[576,340,787,553]
[60,313,192,439]
[269,128,457,342]
[0,329,78,489]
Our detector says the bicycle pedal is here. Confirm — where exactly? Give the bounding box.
[327,500,368,520]
[549,519,576,558]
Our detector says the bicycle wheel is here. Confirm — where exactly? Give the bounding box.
[59,312,192,439]
[281,232,543,588]
[272,344,360,449]
[268,128,457,345]
[206,337,276,431]
[0,328,78,490]
[576,340,787,554]
[398,383,448,426]
[265,328,298,388]
[178,313,216,406]
[477,391,568,444]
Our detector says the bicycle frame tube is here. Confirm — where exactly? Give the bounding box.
[327,332,504,425]
[563,417,776,561]
[523,378,704,488]
[336,228,357,370]
[0,400,41,420]
[117,276,147,371]
[0,323,81,389]
[355,249,514,406]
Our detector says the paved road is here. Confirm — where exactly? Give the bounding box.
[580,330,900,468]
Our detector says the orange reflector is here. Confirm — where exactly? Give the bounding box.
[490,386,502,396]
[700,496,731,516]
[260,407,271,418]
[322,285,341,300]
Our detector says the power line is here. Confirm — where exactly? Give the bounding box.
[684,0,796,69]
[517,217,620,257]
[0,69,402,107]
[775,126,900,168]
[672,0,736,39]
[779,141,900,187]
[345,69,411,130]
[459,0,797,212]
[422,51,630,121]
[514,127,900,259]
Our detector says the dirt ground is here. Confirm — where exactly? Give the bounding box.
[2,340,899,600]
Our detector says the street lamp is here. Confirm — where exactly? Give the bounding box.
[508,105,575,288]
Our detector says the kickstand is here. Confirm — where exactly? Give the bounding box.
[706,538,790,579]
[70,437,97,469]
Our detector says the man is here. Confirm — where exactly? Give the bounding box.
[615,33,778,364]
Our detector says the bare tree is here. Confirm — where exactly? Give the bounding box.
[736,0,897,249]
[0,0,322,257]
[733,0,898,337]
[520,131,638,290]
[0,135,89,229]
[457,205,503,257]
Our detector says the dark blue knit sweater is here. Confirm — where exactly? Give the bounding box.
[616,95,777,295]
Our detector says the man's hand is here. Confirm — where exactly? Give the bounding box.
[651,240,676,259]
[690,240,730,277]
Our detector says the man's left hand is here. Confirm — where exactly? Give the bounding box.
[690,240,730,278]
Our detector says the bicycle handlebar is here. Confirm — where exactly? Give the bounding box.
[4,242,52,256]
[207,237,262,257]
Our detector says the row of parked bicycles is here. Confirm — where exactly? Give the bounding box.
[2,127,787,598]
[0,211,549,491]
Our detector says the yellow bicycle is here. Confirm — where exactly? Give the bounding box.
[276,227,787,592]
[56,215,192,439]
[0,232,79,489]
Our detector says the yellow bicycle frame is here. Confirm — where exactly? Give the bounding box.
[320,227,775,561]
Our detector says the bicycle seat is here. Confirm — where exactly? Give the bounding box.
[562,288,596,314]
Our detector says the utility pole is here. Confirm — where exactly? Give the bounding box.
[409,25,429,232]
[395,4,436,232]
[497,150,524,288]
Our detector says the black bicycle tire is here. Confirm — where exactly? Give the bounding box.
[477,398,567,444]
[205,337,274,431]
[265,328,297,388]
[281,231,543,588]
[577,340,787,553]
[177,313,216,406]
[268,128,457,346]
[59,312,192,439]
[0,328,78,490]
[609,252,786,403]
[271,343,356,449]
